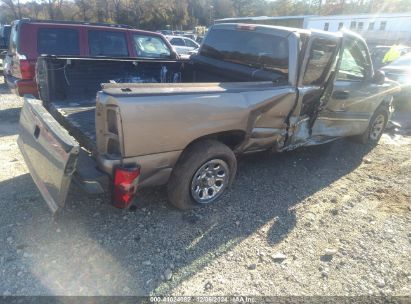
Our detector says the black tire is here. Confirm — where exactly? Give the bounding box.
[167,139,237,210]
[355,106,389,145]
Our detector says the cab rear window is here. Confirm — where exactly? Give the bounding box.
[37,28,80,55]
[200,28,289,76]
[88,30,129,57]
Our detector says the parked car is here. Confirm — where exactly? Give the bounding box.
[0,24,11,63]
[166,35,200,56]
[0,24,11,50]
[382,52,411,109]
[158,29,173,36]
[18,24,399,214]
[196,36,204,44]
[183,33,197,41]
[3,19,178,97]
[370,45,411,70]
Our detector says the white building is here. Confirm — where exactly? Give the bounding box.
[215,13,411,46]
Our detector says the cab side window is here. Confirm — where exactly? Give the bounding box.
[337,39,371,81]
[303,38,338,86]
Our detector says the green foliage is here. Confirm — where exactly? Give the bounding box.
[0,0,410,30]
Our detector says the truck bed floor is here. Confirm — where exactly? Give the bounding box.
[50,101,97,153]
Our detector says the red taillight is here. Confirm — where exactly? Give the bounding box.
[19,59,35,80]
[112,165,140,209]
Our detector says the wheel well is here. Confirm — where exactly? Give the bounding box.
[380,95,393,109]
[186,130,246,151]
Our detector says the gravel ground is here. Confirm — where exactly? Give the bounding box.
[0,78,410,297]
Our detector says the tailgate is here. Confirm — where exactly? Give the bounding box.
[18,96,80,213]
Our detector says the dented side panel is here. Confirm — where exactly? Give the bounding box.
[99,83,297,158]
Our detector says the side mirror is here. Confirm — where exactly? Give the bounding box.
[373,70,385,85]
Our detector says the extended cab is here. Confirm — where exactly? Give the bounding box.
[17,24,400,213]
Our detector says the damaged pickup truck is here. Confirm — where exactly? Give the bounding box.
[18,24,400,213]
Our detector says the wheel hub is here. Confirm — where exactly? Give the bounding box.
[191,159,229,204]
[370,114,386,141]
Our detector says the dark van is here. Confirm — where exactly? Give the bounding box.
[3,19,178,97]
[0,24,11,63]
[0,24,11,50]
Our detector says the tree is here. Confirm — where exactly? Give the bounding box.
[25,1,44,19]
[1,0,22,19]
[2,0,411,30]
[75,0,92,21]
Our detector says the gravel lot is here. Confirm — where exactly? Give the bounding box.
[0,77,410,297]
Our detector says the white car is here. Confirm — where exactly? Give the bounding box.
[165,35,200,56]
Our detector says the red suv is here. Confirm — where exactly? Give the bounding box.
[4,19,177,97]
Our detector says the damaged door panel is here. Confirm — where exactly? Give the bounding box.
[287,32,341,147]
[311,33,397,140]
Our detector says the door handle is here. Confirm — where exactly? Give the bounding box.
[34,125,40,139]
[332,90,350,100]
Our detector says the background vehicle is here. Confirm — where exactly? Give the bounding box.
[17,24,399,214]
[3,19,178,97]
[183,33,197,41]
[0,24,10,67]
[0,24,11,51]
[166,35,200,56]
[382,52,411,109]
[196,36,204,44]
[158,29,173,35]
[370,45,411,69]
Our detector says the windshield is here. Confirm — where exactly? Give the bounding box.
[133,34,171,59]
[200,29,289,76]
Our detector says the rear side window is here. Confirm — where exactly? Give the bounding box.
[89,30,128,57]
[200,29,289,76]
[38,28,80,55]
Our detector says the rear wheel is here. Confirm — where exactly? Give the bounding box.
[167,140,237,210]
[356,107,388,145]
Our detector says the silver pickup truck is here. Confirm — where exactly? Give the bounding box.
[18,24,400,213]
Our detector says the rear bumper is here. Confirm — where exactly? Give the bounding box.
[75,150,181,195]
[97,150,182,189]
[73,151,110,195]
[5,74,38,97]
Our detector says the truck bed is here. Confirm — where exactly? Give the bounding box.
[49,100,97,153]
[37,57,188,155]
